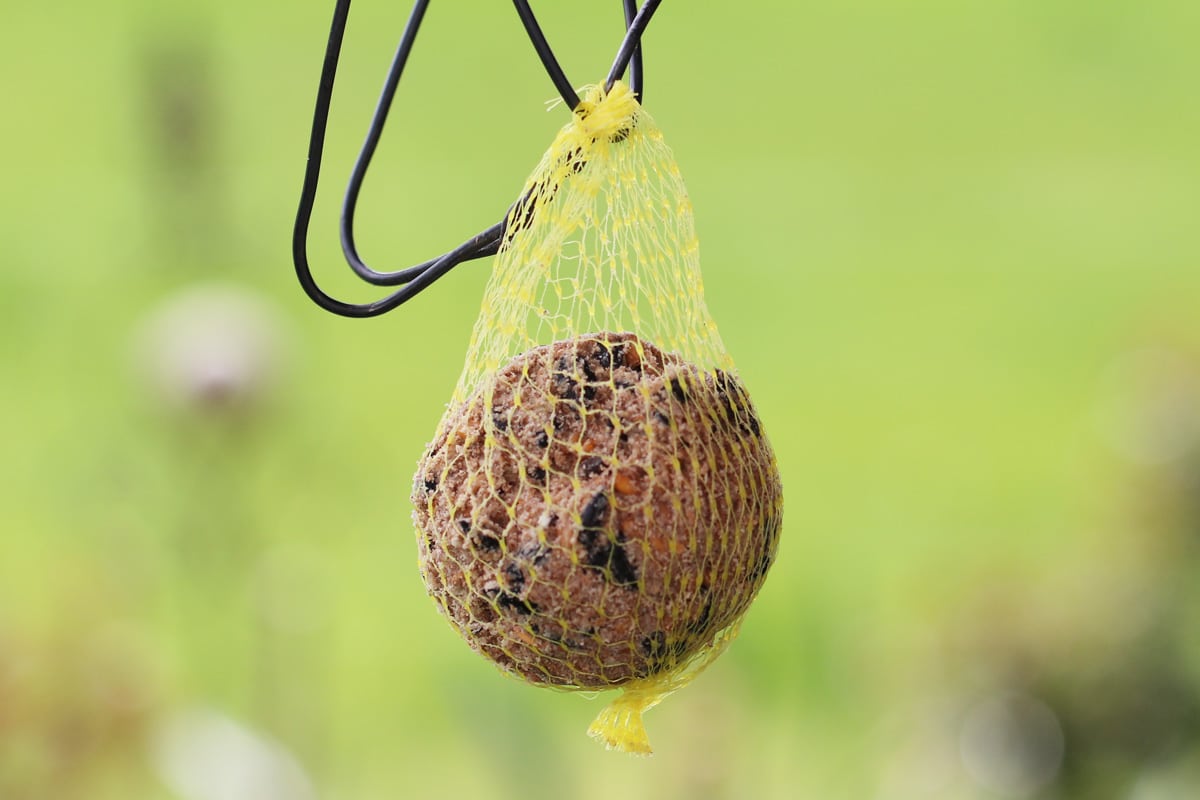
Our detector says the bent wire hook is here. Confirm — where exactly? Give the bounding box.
[293,0,664,318]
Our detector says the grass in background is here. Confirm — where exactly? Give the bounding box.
[1,1,1198,797]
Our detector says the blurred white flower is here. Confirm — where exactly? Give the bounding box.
[133,283,289,415]
[151,708,316,800]
[958,691,1063,798]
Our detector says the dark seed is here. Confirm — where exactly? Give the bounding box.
[608,542,638,586]
[491,411,509,432]
[579,354,599,382]
[579,455,606,479]
[577,524,638,587]
[714,370,733,394]
[741,414,762,438]
[669,377,688,403]
[457,519,470,533]
[528,466,547,486]
[553,374,580,401]
[534,430,549,448]
[639,632,669,675]
[750,551,773,581]
[714,372,737,418]
[552,403,581,433]
[516,541,550,565]
[502,561,526,593]
[423,477,438,493]
[640,631,667,657]
[496,593,535,615]
[580,492,610,528]
[714,371,761,437]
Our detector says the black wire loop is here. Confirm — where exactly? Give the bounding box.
[293,0,664,318]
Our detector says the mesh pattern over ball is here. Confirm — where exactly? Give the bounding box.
[413,332,782,689]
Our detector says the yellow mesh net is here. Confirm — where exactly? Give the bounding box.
[413,81,782,755]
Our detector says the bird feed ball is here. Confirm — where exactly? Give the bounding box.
[411,80,783,754]
[414,333,781,752]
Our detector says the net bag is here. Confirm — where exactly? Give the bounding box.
[412,81,782,754]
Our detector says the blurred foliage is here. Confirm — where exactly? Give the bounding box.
[1,0,1199,797]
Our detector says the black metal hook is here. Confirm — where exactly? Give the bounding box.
[293,0,662,318]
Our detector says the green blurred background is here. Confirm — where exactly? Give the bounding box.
[3,0,1199,797]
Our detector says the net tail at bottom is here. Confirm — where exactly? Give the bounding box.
[586,621,743,754]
